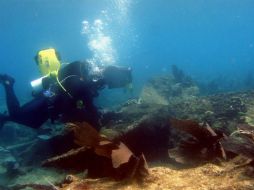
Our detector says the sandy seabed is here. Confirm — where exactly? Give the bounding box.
[59,162,254,190]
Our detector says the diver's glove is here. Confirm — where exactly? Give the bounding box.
[0,74,15,87]
[103,66,132,89]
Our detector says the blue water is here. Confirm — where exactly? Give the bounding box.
[1,1,254,187]
[1,0,254,101]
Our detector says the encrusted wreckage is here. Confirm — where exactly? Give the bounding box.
[42,122,149,181]
[168,119,227,165]
[4,72,254,189]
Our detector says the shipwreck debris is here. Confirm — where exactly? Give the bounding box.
[117,113,171,162]
[42,122,149,181]
[168,119,227,165]
[221,123,254,164]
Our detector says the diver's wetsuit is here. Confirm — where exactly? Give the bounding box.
[0,61,104,130]
[4,84,49,128]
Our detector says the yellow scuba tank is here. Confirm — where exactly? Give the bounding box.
[31,48,62,95]
[36,48,61,76]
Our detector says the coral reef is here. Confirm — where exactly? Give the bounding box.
[2,73,254,189]
[139,73,249,135]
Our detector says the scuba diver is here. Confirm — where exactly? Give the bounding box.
[0,48,132,130]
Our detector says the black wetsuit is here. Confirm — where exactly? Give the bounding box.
[0,61,104,130]
[1,84,49,128]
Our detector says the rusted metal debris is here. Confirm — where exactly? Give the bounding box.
[41,118,254,184]
[168,119,227,165]
[221,124,254,162]
[42,122,149,181]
